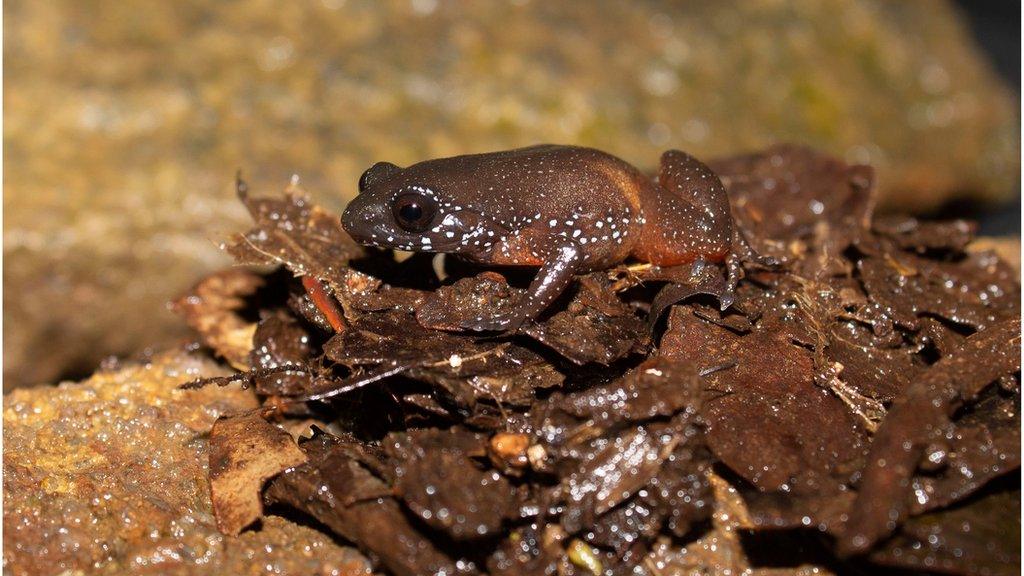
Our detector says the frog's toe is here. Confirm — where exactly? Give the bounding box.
[718,289,736,311]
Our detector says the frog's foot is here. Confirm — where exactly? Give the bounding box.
[647,261,732,330]
[723,229,782,310]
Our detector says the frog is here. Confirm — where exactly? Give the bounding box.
[341,144,770,332]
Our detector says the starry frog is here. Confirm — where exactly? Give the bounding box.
[342,144,769,332]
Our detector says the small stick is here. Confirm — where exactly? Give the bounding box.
[179,364,312,390]
[297,364,408,402]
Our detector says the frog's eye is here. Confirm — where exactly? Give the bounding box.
[391,192,438,233]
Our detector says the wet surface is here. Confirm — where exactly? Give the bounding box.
[2,350,372,575]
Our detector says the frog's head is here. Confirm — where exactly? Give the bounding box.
[342,158,510,254]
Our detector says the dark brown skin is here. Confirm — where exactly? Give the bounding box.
[342,144,752,332]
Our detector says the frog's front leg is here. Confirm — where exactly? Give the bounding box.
[462,242,582,333]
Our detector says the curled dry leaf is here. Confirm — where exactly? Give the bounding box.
[208,409,307,535]
[171,268,264,370]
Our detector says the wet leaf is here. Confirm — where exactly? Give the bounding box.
[910,390,1021,514]
[323,311,563,406]
[416,272,520,330]
[660,307,868,495]
[841,318,1021,554]
[711,144,875,271]
[870,488,1020,576]
[873,215,976,254]
[524,275,646,365]
[555,357,702,425]
[856,242,1020,331]
[264,431,464,576]
[226,182,364,288]
[183,146,1022,573]
[384,427,519,539]
[249,313,315,396]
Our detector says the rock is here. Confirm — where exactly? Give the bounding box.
[4,0,1017,389]
[1,349,370,575]
[970,236,1021,273]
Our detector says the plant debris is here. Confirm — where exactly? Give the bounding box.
[178,146,1021,575]
[207,408,307,535]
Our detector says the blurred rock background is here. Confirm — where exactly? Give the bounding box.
[3,0,1019,390]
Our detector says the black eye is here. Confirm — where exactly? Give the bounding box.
[391,192,437,232]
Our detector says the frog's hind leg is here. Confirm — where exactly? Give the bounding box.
[635,150,735,266]
[653,150,779,310]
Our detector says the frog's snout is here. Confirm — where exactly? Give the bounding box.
[341,194,382,242]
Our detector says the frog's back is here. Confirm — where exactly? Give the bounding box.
[454,145,649,268]
[421,144,644,214]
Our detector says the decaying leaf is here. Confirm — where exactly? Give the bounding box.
[208,409,307,535]
[171,268,264,370]
[323,310,563,406]
[870,488,1020,576]
[385,427,519,539]
[264,431,462,576]
[226,179,363,288]
[660,307,868,496]
[841,317,1021,554]
[524,275,646,364]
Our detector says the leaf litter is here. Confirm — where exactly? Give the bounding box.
[177,147,1020,575]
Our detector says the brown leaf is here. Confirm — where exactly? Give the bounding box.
[660,307,868,495]
[416,273,520,330]
[524,275,646,365]
[385,427,520,539]
[264,431,461,576]
[208,410,307,535]
[323,311,562,406]
[869,488,1020,576]
[910,390,1020,514]
[249,313,315,396]
[418,272,646,365]
[711,144,875,272]
[840,317,1021,555]
[856,241,1020,331]
[873,215,976,253]
[226,183,363,288]
[555,356,702,425]
[171,269,264,370]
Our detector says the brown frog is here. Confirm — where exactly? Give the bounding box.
[342,144,769,332]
